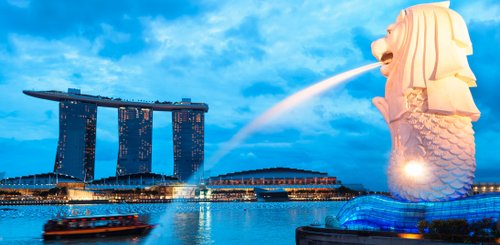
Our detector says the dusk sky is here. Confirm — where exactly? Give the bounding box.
[0,0,498,191]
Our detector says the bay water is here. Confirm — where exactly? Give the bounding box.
[0,201,344,244]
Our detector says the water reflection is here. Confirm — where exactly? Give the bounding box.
[198,203,211,243]
[1,202,343,245]
[173,209,203,244]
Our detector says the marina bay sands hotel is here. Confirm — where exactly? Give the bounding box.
[23,89,208,182]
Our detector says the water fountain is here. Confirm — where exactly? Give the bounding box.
[208,62,381,165]
[146,62,382,244]
[297,2,500,243]
[149,2,500,244]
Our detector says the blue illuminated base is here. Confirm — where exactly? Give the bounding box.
[334,193,500,233]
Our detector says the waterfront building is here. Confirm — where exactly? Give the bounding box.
[172,98,205,182]
[117,107,153,176]
[87,173,194,201]
[89,173,178,187]
[0,168,360,202]
[472,183,500,194]
[0,172,184,203]
[55,89,97,181]
[207,167,337,186]
[0,172,81,187]
[206,167,356,201]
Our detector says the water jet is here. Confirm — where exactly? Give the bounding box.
[208,62,381,165]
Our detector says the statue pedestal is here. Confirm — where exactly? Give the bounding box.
[332,194,500,232]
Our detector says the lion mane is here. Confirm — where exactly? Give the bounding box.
[373,1,480,123]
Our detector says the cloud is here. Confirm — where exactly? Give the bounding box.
[467,21,500,128]
[454,0,500,23]
[0,0,206,38]
[241,82,284,97]
[6,0,29,8]
[0,0,498,191]
[351,27,378,61]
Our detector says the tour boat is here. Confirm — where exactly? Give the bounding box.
[42,213,155,240]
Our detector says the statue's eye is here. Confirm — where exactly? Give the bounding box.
[387,30,392,35]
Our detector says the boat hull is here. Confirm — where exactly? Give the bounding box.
[43,224,154,240]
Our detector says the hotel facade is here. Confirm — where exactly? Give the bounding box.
[23,89,208,182]
[173,99,205,182]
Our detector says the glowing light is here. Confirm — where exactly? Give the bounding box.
[398,233,422,239]
[404,160,425,178]
[208,62,382,164]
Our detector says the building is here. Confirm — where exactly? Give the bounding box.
[172,98,205,182]
[89,173,178,187]
[206,167,353,201]
[472,183,500,194]
[117,107,153,175]
[0,172,81,187]
[23,89,208,181]
[55,89,97,181]
[207,167,337,186]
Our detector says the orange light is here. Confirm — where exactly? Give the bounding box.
[398,233,422,239]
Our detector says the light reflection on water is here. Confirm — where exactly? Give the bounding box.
[0,202,343,244]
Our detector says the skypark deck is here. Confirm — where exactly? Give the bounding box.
[23,90,209,112]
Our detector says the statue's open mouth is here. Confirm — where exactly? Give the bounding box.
[381,52,393,65]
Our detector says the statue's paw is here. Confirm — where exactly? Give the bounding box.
[373,97,390,124]
[325,216,341,228]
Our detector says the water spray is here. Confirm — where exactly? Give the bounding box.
[146,62,381,243]
[208,62,382,165]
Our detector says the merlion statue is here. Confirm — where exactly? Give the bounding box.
[371,1,480,202]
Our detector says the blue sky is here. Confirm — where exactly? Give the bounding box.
[0,0,498,191]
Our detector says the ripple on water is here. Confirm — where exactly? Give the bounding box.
[0,202,344,245]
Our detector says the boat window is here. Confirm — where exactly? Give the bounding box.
[92,220,109,227]
[79,221,89,228]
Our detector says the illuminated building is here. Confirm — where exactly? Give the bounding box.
[206,167,357,201]
[207,167,337,186]
[172,98,205,182]
[0,172,81,186]
[55,89,97,181]
[23,89,208,181]
[89,173,178,186]
[472,183,500,194]
[117,107,153,176]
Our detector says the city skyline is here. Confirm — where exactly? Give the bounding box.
[0,0,499,190]
[23,88,208,181]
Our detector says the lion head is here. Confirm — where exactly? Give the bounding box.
[371,1,480,122]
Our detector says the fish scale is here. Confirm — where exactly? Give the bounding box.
[388,88,475,202]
